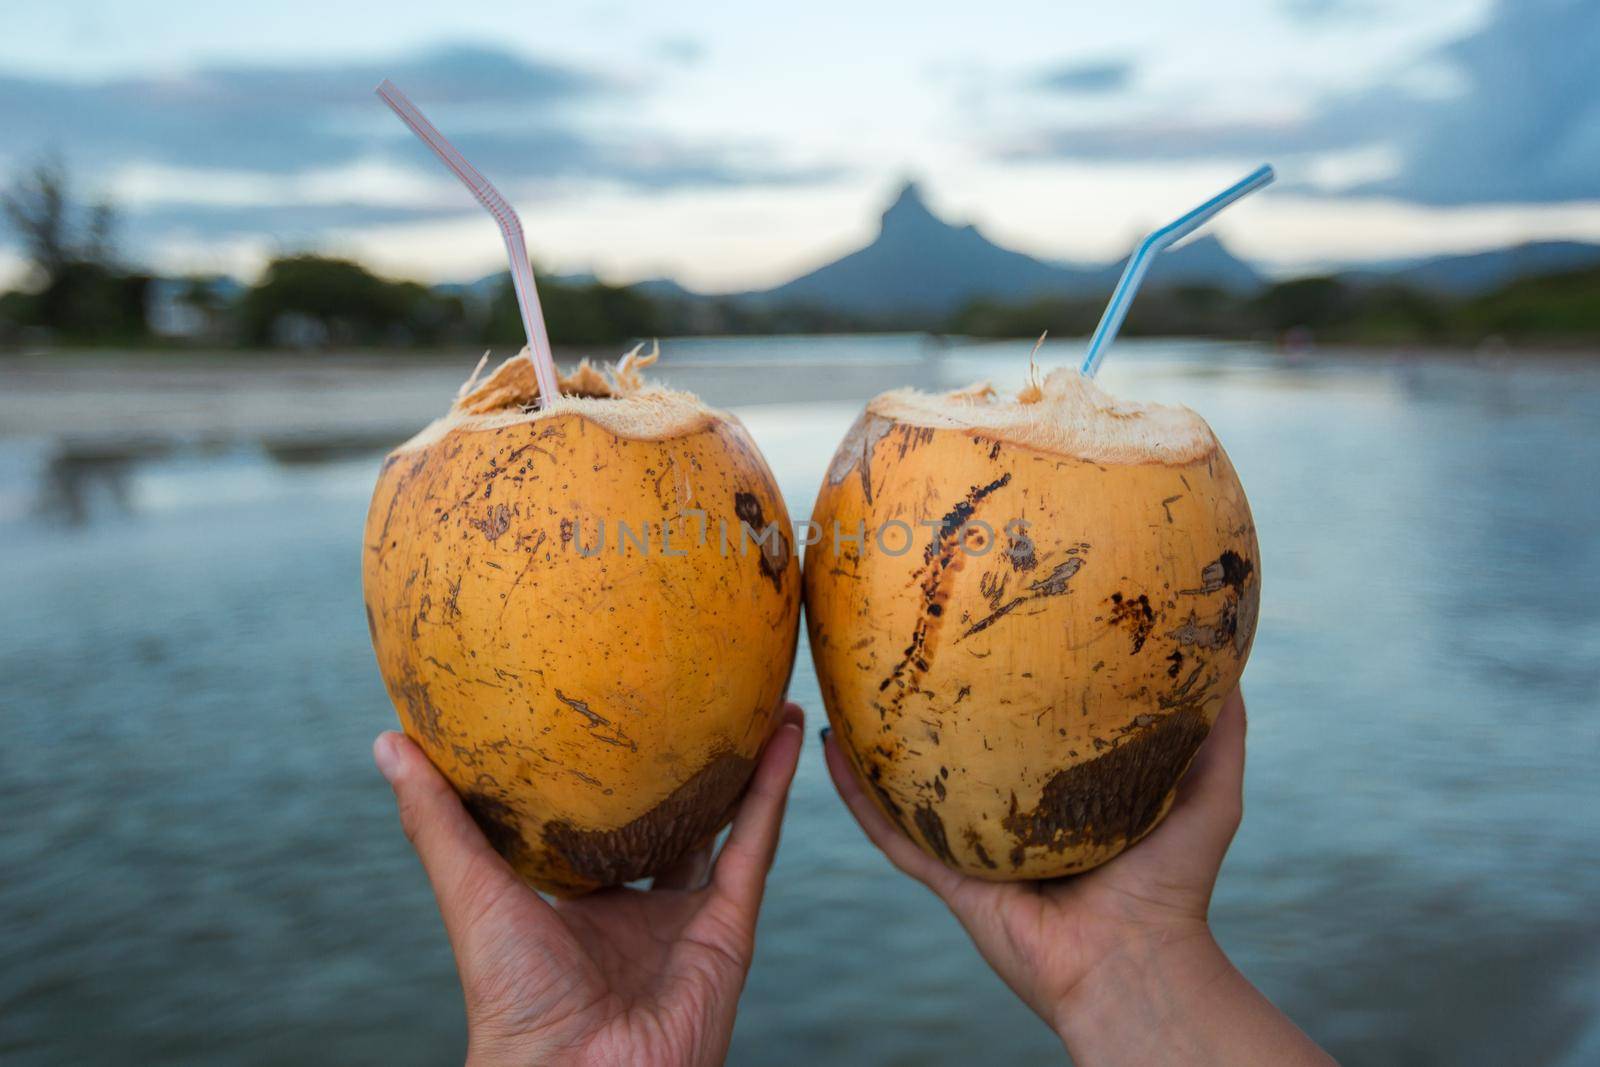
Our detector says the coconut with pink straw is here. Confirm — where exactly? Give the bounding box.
[361,81,802,897]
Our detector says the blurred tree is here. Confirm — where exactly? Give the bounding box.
[1252,276,1353,334]
[1463,265,1600,342]
[486,274,663,349]
[240,254,470,348]
[3,158,71,281]
[948,294,1103,338]
[1,156,145,343]
[1347,284,1449,343]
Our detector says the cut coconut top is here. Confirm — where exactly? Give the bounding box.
[871,368,1218,465]
[394,344,717,452]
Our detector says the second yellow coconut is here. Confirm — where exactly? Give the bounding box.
[805,369,1259,879]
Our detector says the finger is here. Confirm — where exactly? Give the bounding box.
[708,703,805,914]
[1177,688,1246,810]
[822,730,965,900]
[652,841,713,891]
[373,731,534,938]
[1159,688,1248,853]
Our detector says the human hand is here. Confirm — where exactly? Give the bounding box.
[375,702,805,1067]
[826,690,1332,1065]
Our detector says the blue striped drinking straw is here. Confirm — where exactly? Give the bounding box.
[1081,165,1276,378]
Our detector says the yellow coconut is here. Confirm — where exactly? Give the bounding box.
[804,369,1259,880]
[363,348,800,896]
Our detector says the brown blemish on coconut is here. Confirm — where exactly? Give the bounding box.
[541,750,755,885]
[864,760,908,830]
[877,476,1011,710]
[1029,557,1084,597]
[1107,592,1157,654]
[734,491,789,591]
[1002,706,1211,864]
[553,690,639,752]
[1176,549,1258,656]
[924,474,1011,564]
[1233,588,1259,654]
[960,555,1085,641]
[963,826,999,869]
[468,503,511,541]
[825,410,895,504]
[1167,608,1231,650]
[395,676,444,745]
[914,802,956,865]
[1188,550,1254,595]
[1005,528,1037,572]
[462,792,530,865]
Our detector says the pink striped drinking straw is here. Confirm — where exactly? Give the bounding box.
[375,78,561,407]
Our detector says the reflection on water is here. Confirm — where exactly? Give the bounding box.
[38,448,141,525]
[2,338,1598,1066]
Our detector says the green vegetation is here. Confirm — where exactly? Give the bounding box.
[486,276,660,348]
[1,157,1596,352]
[948,272,1600,346]
[1462,265,1600,341]
[0,158,151,345]
[239,256,469,347]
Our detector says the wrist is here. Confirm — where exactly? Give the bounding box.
[1051,922,1234,1063]
[466,1024,574,1067]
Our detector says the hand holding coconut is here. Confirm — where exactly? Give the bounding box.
[375,703,805,1067]
[824,691,1332,1065]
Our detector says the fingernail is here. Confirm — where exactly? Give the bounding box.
[818,726,832,744]
[373,733,403,784]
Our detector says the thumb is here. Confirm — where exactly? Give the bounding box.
[1130,687,1248,887]
[373,731,529,938]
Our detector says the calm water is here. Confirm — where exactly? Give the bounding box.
[2,338,1598,1065]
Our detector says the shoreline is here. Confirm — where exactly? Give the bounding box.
[4,331,1599,364]
[3,336,1594,461]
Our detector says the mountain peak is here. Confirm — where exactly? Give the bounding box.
[754,179,1265,314]
[882,180,938,232]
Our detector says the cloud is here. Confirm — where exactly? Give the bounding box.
[657,37,708,66]
[1000,0,1600,206]
[0,45,610,176]
[115,202,462,244]
[1277,0,1380,23]
[0,43,840,258]
[1029,59,1134,95]
[1356,0,1600,204]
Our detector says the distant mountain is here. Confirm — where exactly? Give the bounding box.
[751,182,1084,313]
[1119,234,1265,294]
[440,270,604,306]
[1343,241,1600,296]
[434,184,1595,322]
[726,182,1262,317]
[630,277,697,301]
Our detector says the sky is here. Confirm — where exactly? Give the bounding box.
[1,0,1597,292]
